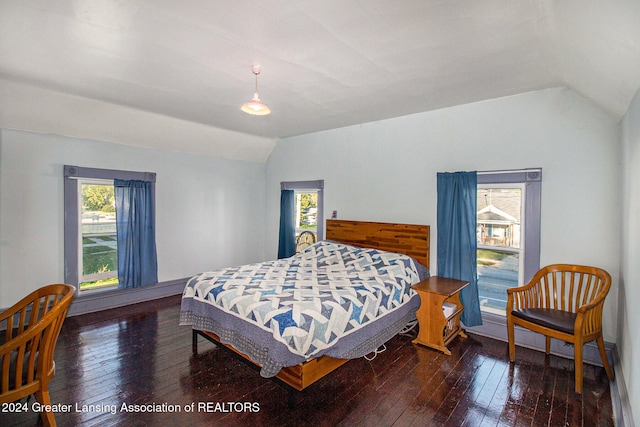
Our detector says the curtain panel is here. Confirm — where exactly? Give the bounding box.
[437,171,483,326]
[114,179,158,289]
[277,189,296,259]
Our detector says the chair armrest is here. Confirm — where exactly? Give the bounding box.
[0,288,46,323]
[0,302,27,323]
[0,316,52,392]
[577,285,609,314]
[0,292,41,339]
[507,279,546,311]
[506,279,538,296]
[0,306,31,343]
[574,290,608,335]
[0,314,49,356]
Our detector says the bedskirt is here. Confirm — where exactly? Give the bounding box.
[180,293,420,377]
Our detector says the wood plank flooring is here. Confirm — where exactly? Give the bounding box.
[2,295,613,426]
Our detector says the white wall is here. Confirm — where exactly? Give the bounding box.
[619,87,640,425]
[0,129,266,307]
[265,88,621,342]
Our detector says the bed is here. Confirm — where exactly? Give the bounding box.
[180,219,430,391]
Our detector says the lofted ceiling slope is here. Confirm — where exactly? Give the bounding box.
[1,0,639,147]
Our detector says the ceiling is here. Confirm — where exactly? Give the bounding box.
[1,0,640,141]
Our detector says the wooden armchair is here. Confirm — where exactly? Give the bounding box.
[295,230,317,253]
[506,264,614,393]
[0,284,75,426]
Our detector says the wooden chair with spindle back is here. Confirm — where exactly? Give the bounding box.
[0,284,75,426]
[506,264,614,393]
[295,230,317,254]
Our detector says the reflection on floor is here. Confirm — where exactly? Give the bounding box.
[3,295,613,426]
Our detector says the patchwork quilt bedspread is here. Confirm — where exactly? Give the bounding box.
[181,241,422,360]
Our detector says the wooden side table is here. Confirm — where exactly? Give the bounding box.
[411,276,470,355]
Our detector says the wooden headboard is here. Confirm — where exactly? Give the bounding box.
[325,219,430,268]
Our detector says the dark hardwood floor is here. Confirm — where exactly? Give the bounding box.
[2,295,613,426]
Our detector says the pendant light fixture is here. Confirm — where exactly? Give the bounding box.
[241,64,271,116]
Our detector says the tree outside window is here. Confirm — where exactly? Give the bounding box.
[295,191,318,236]
[80,181,118,291]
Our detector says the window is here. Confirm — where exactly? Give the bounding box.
[281,180,324,242]
[64,166,157,293]
[294,190,318,240]
[476,169,541,314]
[79,179,118,290]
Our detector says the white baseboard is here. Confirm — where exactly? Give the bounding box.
[611,348,636,427]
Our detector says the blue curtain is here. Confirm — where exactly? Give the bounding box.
[114,179,158,289]
[277,189,296,259]
[437,171,482,326]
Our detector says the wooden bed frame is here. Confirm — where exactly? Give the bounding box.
[192,219,430,391]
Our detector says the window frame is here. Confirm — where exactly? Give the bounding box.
[281,180,324,241]
[477,169,541,293]
[64,165,156,292]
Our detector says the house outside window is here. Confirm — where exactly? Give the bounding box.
[476,169,541,315]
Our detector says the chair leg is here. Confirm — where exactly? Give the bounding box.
[597,336,615,381]
[545,336,551,355]
[507,317,515,362]
[574,341,583,394]
[35,386,56,427]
